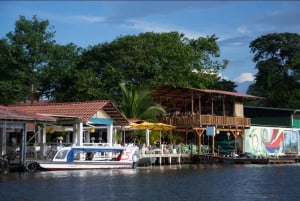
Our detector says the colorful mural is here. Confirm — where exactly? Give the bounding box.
[245,126,299,156]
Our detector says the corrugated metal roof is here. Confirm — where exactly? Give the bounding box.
[245,106,299,112]
[153,86,263,110]
[195,88,263,99]
[153,86,263,100]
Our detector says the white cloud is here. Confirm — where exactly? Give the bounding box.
[127,19,205,39]
[73,16,106,23]
[234,72,255,83]
[216,72,228,80]
[40,13,107,25]
[237,25,252,35]
[129,20,173,33]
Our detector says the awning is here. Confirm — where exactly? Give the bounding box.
[88,117,113,126]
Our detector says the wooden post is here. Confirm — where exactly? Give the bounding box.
[222,96,225,116]
[191,91,194,114]
[212,133,215,155]
[20,123,27,168]
[211,95,214,114]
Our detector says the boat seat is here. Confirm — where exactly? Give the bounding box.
[86,152,94,160]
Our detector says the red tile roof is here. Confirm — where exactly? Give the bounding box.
[0,105,56,122]
[9,100,129,126]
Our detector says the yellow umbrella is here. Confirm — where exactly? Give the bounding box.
[130,121,175,131]
[152,122,175,131]
[129,121,155,130]
[130,121,175,146]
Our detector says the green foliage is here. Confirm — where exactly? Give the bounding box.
[80,32,229,97]
[1,15,233,109]
[38,43,83,100]
[211,77,237,92]
[248,33,300,108]
[52,69,109,102]
[118,83,166,121]
[0,38,28,104]
[116,83,167,144]
[0,15,56,104]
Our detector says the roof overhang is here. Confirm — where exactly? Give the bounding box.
[152,86,264,111]
[0,106,56,123]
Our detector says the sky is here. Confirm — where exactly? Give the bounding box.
[1,1,300,93]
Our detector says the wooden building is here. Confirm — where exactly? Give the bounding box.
[152,86,262,154]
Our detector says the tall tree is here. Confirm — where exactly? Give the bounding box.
[38,43,83,101]
[0,15,56,104]
[0,38,27,104]
[248,33,300,108]
[0,16,94,103]
[79,32,229,101]
[1,16,233,105]
[52,68,108,102]
[212,77,237,92]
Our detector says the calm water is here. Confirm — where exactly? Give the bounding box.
[1,164,300,201]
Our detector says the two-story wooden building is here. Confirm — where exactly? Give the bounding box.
[152,86,262,154]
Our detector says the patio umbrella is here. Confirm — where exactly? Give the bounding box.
[151,122,175,131]
[130,121,175,146]
[151,123,176,149]
[130,121,175,131]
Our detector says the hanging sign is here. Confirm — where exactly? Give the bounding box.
[206,126,216,136]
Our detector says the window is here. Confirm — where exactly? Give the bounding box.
[54,149,68,160]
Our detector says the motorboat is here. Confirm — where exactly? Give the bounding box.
[25,144,140,172]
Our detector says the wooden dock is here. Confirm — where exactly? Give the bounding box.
[268,156,300,164]
[138,153,300,166]
[138,153,192,166]
[221,157,269,164]
[269,158,295,164]
[220,156,300,165]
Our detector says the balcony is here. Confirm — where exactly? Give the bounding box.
[158,114,251,129]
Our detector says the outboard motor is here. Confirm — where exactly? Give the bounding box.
[0,156,9,174]
[132,152,139,169]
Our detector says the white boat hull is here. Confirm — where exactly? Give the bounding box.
[38,161,135,171]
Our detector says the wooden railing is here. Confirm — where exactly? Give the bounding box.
[158,114,251,128]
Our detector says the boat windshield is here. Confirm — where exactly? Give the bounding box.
[54,149,69,160]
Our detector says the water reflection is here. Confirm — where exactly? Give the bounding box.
[1,164,300,201]
[37,168,138,178]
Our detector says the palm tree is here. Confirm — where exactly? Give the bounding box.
[118,83,166,121]
[116,83,166,144]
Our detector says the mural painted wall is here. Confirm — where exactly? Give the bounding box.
[245,126,300,156]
